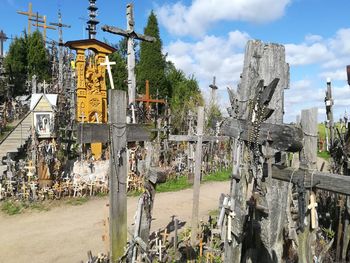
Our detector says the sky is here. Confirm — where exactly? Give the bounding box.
[1,0,350,123]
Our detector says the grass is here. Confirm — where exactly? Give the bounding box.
[65,197,89,206]
[156,176,192,193]
[1,200,50,215]
[318,151,331,161]
[1,200,25,215]
[156,168,231,193]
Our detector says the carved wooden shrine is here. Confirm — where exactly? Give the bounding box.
[65,39,116,158]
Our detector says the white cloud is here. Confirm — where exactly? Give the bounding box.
[319,69,347,82]
[165,31,250,106]
[157,0,291,37]
[285,42,331,66]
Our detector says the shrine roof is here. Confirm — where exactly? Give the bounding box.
[30,94,58,110]
[64,39,117,54]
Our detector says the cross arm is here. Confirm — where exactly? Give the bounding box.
[102,25,129,38]
[220,118,303,152]
[168,135,230,143]
[271,165,350,196]
[102,25,156,42]
[50,22,71,28]
[77,123,150,143]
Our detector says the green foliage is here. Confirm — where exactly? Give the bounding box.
[206,104,222,130]
[27,31,50,81]
[4,34,28,95]
[322,227,335,240]
[107,51,128,91]
[137,11,169,98]
[168,64,204,132]
[4,30,50,96]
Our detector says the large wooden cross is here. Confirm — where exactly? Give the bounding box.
[136,80,165,115]
[102,3,156,106]
[77,89,151,262]
[17,2,43,34]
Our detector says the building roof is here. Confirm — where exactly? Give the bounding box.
[65,39,117,54]
[30,94,58,110]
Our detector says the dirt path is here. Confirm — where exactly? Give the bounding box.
[0,181,229,263]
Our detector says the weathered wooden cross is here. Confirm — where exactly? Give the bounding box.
[17,2,43,34]
[77,89,150,262]
[102,3,156,106]
[168,107,229,246]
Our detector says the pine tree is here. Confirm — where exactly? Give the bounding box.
[4,33,28,95]
[27,31,50,81]
[137,11,169,99]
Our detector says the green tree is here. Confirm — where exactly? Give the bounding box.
[167,63,204,133]
[107,51,128,91]
[137,11,169,99]
[4,33,28,96]
[103,38,128,91]
[27,31,50,81]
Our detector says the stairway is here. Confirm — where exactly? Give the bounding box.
[0,112,32,175]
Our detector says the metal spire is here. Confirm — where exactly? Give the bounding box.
[86,0,99,39]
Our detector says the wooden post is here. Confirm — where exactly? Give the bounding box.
[298,107,318,263]
[190,107,204,246]
[109,90,128,262]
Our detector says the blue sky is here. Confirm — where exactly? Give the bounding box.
[1,0,350,123]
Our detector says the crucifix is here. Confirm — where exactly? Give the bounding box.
[102,3,156,107]
[34,15,57,42]
[325,78,335,148]
[17,2,43,34]
[50,10,71,93]
[0,30,8,58]
[100,55,116,90]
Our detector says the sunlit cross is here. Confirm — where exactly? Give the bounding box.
[101,55,116,90]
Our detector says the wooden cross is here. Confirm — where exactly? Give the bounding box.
[136,80,165,115]
[325,78,335,147]
[17,2,43,34]
[100,56,116,90]
[34,16,57,42]
[102,3,156,106]
[308,191,318,229]
[82,90,150,262]
[161,228,170,243]
[0,30,8,58]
